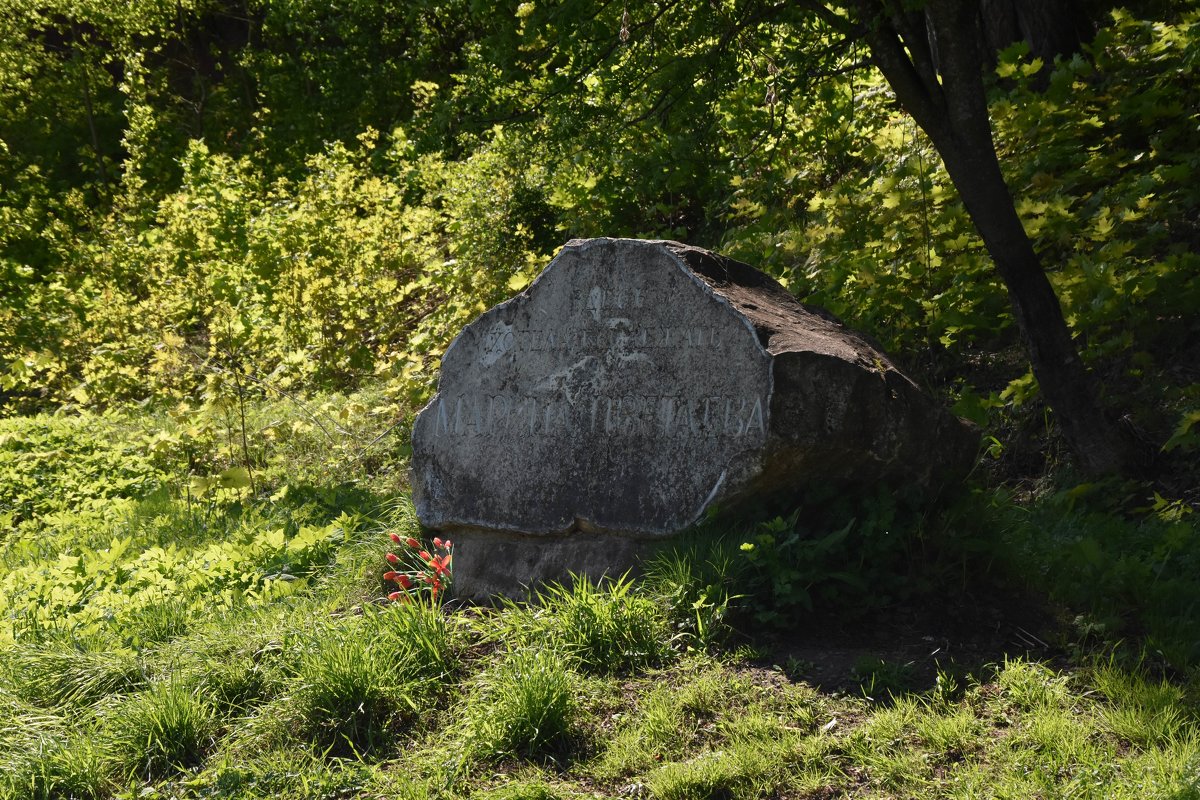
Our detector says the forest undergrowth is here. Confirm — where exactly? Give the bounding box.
[0,393,1196,799]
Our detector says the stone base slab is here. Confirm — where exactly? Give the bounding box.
[448,529,661,602]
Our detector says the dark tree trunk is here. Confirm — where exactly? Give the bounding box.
[850,0,1136,475]
[979,0,1093,69]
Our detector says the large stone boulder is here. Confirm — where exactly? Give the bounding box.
[411,238,977,598]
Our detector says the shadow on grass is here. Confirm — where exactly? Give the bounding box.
[650,478,1200,698]
[270,480,398,524]
[755,586,1060,700]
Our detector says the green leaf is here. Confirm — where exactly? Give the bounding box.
[1163,410,1200,453]
[218,467,252,489]
[1020,58,1044,77]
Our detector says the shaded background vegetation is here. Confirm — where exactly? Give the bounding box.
[1,2,1196,480]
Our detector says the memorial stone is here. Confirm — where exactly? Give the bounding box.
[411,238,976,598]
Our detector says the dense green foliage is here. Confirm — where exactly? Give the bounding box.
[0,392,395,646]
[2,4,1197,478]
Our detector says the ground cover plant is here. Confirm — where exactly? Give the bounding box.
[0,399,1197,799]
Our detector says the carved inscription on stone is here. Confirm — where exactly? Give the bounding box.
[429,394,766,439]
[412,238,773,537]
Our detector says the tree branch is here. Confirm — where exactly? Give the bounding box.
[850,0,949,139]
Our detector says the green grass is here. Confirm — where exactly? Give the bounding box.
[463,646,579,762]
[2,642,145,709]
[499,574,673,675]
[288,602,452,756]
[1,404,1199,799]
[2,726,112,800]
[1091,662,1192,750]
[108,679,216,780]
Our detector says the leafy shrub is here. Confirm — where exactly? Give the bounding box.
[0,514,343,645]
[0,414,166,534]
[656,489,935,631]
[983,482,1200,666]
[2,128,546,412]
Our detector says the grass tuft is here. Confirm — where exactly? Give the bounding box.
[25,734,112,800]
[995,657,1072,711]
[0,688,113,800]
[198,747,377,799]
[108,678,215,780]
[644,537,742,649]
[502,575,671,675]
[646,732,793,800]
[476,778,565,800]
[464,647,577,762]
[914,707,985,761]
[3,643,144,709]
[1091,662,1191,749]
[283,601,451,756]
[594,683,700,779]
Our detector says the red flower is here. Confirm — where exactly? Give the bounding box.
[381,532,449,602]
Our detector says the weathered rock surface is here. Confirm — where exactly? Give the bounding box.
[411,238,977,598]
